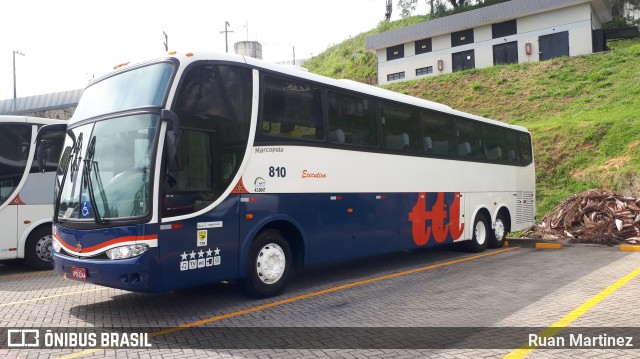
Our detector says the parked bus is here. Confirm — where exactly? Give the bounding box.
[0,116,66,269]
[48,52,535,297]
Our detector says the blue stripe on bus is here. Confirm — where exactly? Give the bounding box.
[52,191,468,292]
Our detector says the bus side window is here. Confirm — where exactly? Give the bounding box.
[518,133,533,165]
[166,63,252,218]
[456,119,485,160]
[380,102,420,152]
[504,130,519,164]
[0,124,31,205]
[484,125,506,162]
[261,75,323,140]
[31,129,65,173]
[422,111,455,156]
[327,91,378,147]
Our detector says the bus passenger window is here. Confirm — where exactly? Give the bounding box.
[519,133,533,165]
[380,102,420,152]
[505,130,519,164]
[456,120,485,160]
[261,75,323,140]
[484,125,506,162]
[422,112,455,156]
[327,91,378,147]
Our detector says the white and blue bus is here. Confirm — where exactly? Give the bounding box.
[0,116,66,269]
[48,52,535,297]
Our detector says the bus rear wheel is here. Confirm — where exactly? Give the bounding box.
[25,226,54,270]
[488,213,507,248]
[465,213,488,253]
[243,229,292,298]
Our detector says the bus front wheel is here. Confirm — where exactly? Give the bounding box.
[25,226,54,270]
[465,214,488,253]
[243,229,292,298]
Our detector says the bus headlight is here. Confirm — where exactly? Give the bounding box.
[52,238,62,253]
[106,244,149,260]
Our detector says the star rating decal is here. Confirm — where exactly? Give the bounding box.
[180,247,222,271]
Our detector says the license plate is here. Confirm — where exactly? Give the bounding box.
[70,267,87,280]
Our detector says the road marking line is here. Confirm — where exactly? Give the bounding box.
[58,247,518,358]
[504,266,640,359]
[535,243,563,249]
[620,245,640,252]
[0,288,108,308]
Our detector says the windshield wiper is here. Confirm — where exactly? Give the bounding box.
[82,136,109,225]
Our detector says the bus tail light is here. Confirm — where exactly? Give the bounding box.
[106,244,149,260]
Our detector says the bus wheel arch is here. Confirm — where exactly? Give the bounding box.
[489,207,511,249]
[24,223,54,270]
[241,220,305,298]
[465,208,490,253]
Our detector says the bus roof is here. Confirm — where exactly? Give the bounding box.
[0,115,66,126]
[86,51,530,133]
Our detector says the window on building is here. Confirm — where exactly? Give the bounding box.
[415,38,432,54]
[386,44,404,61]
[387,72,405,81]
[492,19,517,39]
[493,41,519,66]
[416,66,433,76]
[451,29,474,47]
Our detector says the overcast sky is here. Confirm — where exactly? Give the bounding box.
[0,0,430,100]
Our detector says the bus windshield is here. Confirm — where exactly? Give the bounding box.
[56,114,159,222]
[73,62,174,122]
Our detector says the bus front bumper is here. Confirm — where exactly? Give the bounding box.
[51,250,164,293]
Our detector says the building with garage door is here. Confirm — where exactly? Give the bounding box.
[365,0,612,85]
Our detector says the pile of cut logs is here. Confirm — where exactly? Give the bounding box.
[522,189,640,246]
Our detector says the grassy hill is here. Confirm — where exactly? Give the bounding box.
[306,26,640,219]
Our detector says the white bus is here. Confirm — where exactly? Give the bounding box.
[0,116,66,269]
[49,52,535,297]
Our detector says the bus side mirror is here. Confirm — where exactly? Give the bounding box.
[161,110,183,171]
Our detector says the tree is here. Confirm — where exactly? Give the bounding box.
[608,0,640,27]
[448,0,470,8]
[398,0,418,18]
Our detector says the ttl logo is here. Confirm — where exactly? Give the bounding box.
[408,192,464,245]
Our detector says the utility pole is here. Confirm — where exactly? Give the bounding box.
[220,21,234,53]
[163,31,169,51]
[292,45,296,66]
[13,50,25,99]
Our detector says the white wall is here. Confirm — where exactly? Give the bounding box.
[377,3,597,85]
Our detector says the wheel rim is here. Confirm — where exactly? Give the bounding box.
[494,219,505,242]
[256,243,286,284]
[35,235,53,262]
[475,220,487,245]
